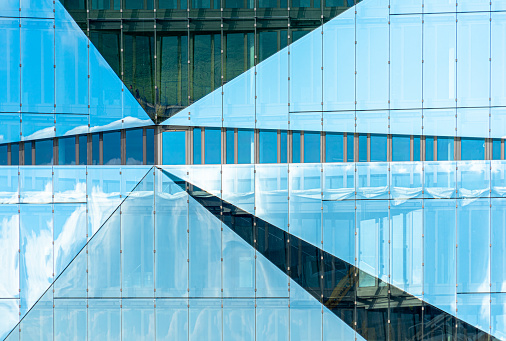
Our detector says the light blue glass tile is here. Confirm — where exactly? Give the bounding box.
[222,227,255,298]
[189,299,221,341]
[457,293,490,335]
[155,299,188,340]
[356,110,388,135]
[289,112,322,132]
[223,300,255,341]
[0,299,19,341]
[122,89,153,130]
[53,166,86,203]
[169,88,222,129]
[457,160,490,198]
[87,167,121,236]
[0,19,20,114]
[289,283,322,341]
[491,107,506,139]
[390,15,422,110]
[223,68,255,129]
[323,111,355,134]
[390,110,422,136]
[390,162,423,200]
[53,299,87,341]
[424,0,456,13]
[0,205,19,299]
[390,0,421,14]
[121,166,152,198]
[19,289,52,341]
[323,163,354,201]
[323,200,355,265]
[88,210,120,298]
[188,164,222,198]
[256,48,288,130]
[356,162,389,200]
[189,197,221,297]
[423,109,456,138]
[492,161,506,197]
[492,0,506,11]
[255,251,288,298]
[55,114,88,137]
[155,171,188,298]
[87,299,121,340]
[457,12,490,108]
[492,12,506,107]
[289,164,322,247]
[222,164,254,214]
[323,305,362,341]
[0,114,20,145]
[0,167,19,204]
[491,293,506,339]
[0,0,20,18]
[424,161,456,199]
[19,205,53,316]
[323,8,355,112]
[21,114,55,141]
[457,0,490,12]
[255,164,288,231]
[355,0,389,111]
[53,247,86,298]
[19,166,52,204]
[122,300,155,341]
[457,108,489,138]
[20,0,53,18]
[290,27,322,113]
[423,14,456,109]
[491,198,506,292]
[256,299,289,341]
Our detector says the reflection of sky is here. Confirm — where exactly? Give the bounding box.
[0,213,19,298]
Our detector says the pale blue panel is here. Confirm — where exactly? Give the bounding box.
[189,197,221,297]
[0,205,19,299]
[256,48,288,130]
[189,299,221,341]
[457,12,490,108]
[122,300,155,341]
[20,19,54,113]
[355,0,389,111]
[423,109,456,137]
[424,0,456,13]
[423,14,456,109]
[88,299,121,340]
[390,199,423,297]
[21,114,55,141]
[0,0,20,18]
[121,166,151,198]
[457,293,490,335]
[492,0,506,11]
[55,2,88,115]
[256,299,288,341]
[123,90,152,130]
[19,290,52,341]
[289,112,322,132]
[390,0,421,14]
[491,107,506,139]
[424,161,456,199]
[222,164,254,214]
[0,114,21,145]
[223,68,255,129]
[19,205,53,316]
[290,283,322,341]
[289,164,322,247]
[53,166,86,203]
[491,198,506,292]
[53,204,86,277]
[155,171,188,298]
[0,167,19,204]
[492,12,506,107]
[255,164,288,231]
[322,163,354,201]
[323,200,355,265]
[155,299,188,341]
[390,162,423,200]
[255,251,288,298]
[323,8,355,112]
[492,293,506,339]
[0,299,19,341]
[290,27,322,113]
[55,114,88,137]
[89,44,122,131]
[0,19,20,113]
[53,248,86,298]
[457,160,490,198]
[390,15,422,110]
[323,111,355,134]
[357,200,389,282]
[187,165,222,198]
[356,110,388,135]
[457,0,490,12]
[54,299,87,341]
[222,227,255,297]
[424,199,456,314]
[323,305,362,341]
[88,210,120,298]
[457,108,489,138]
[20,0,53,18]
[356,162,389,200]
[457,198,490,293]
[19,166,52,203]
[492,161,506,197]
[168,89,222,128]
[223,300,255,341]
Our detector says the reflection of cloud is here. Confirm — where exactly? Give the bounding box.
[0,300,18,340]
[90,116,152,133]
[0,214,19,298]
[54,181,86,203]
[21,182,52,204]
[23,126,55,141]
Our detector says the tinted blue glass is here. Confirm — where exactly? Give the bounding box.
[0,19,20,113]
[103,131,121,165]
[260,130,277,163]
[392,135,410,161]
[24,142,32,166]
[493,139,502,160]
[280,131,287,163]
[0,145,7,165]
[163,131,186,165]
[425,136,434,161]
[346,133,354,162]
[11,143,19,166]
[126,129,143,165]
[359,134,367,162]
[461,138,485,161]
[78,135,87,165]
[413,136,421,161]
[370,134,387,162]
[59,136,75,165]
[35,139,53,165]
[437,137,454,161]
[226,129,235,164]
[292,131,301,163]
[238,129,254,164]
[92,133,99,165]
[205,128,221,164]
[193,128,201,164]
[146,128,154,165]
[304,132,320,163]
[326,133,343,163]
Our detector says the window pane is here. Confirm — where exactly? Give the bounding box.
[392,135,410,162]
[304,132,320,163]
[347,133,354,162]
[280,131,287,163]
[193,128,201,165]
[493,139,502,160]
[92,134,99,165]
[35,139,53,165]
[358,134,367,162]
[24,142,32,166]
[78,135,87,165]
[163,131,186,165]
[226,129,234,164]
[59,136,76,165]
[461,138,485,161]
[146,129,154,165]
[437,137,454,161]
[126,129,143,165]
[11,143,19,166]
[413,136,421,161]
[326,133,343,163]
[425,137,434,161]
[238,129,254,164]
[370,134,387,162]
[103,131,121,165]
[292,131,301,163]
[259,130,277,164]
[205,128,221,164]
[0,145,7,165]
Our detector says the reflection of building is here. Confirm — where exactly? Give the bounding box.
[1,0,506,340]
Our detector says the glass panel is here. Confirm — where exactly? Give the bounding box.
[457,160,490,198]
[21,0,53,18]
[204,128,221,164]
[356,162,389,200]
[222,227,255,297]
[457,294,490,338]
[323,199,354,264]
[491,198,506,292]
[323,111,355,135]
[35,139,53,165]
[223,68,255,129]
[226,128,234,164]
[492,12,506,107]
[461,138,485,161]
[122,300,155,341]
[392,135,410,162]
[370,134,387,162]
[457,108,489,138]
[222,164,254,213]
[58,136,75,165]
[162,130,186,165]
[492,293,506,339]
[0,167,18,204]
[325,132,343,163]
[103,131,121,165]
[20,166,52,203]
[223,300,255,340]
[87,167,121,235]
[255,164,288,230]
[238,129,254,164]
[390,162,423,200]
[0,205,19,298]
[54,299,87,341]
[423,109,456,137]
[155,299,188,340]
[491,107,506,139]
[390,0,421,14]
[0,299,19,340]
[390,109,422,136]
[259,130,277,164]
[19,290,52,341]
[53,248,86,298]
[292,131,301,163]
[290,284,322,341]
[256,299,289,341]
[356,110,389,135]
[424,161,456,199]
[88,299,121,340]
[22,114,54,142]
[0,19,20,113]
[126,128,143,165]
[437,137,454,161]
[189,299,221,341]
[193,128,201,164]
